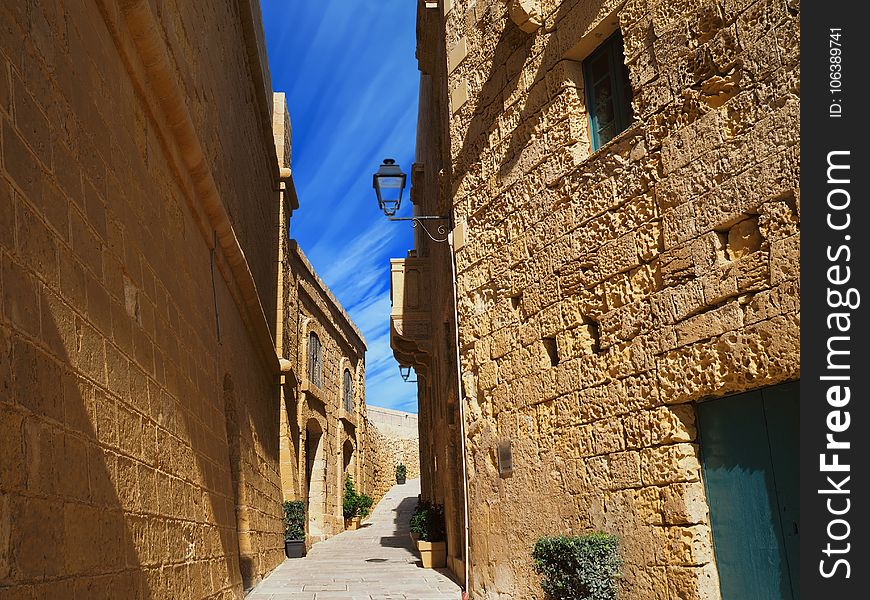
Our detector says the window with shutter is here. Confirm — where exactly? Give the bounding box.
[308,332,322,387]
[343,369,353,413]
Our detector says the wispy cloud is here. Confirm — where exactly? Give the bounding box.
[263,0,419,413]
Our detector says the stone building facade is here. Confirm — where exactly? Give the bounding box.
[1,2,386,599]
[389,2,472,587]
[410,0,800,598]
[277,239,380,543]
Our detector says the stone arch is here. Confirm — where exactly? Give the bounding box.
[305,418,327,540]
[280,379,301,499]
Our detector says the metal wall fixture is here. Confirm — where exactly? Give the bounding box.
[398,365,418,383]
[372,158,450,243]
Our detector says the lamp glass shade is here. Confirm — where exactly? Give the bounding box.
[373,159,407,216]
[399,365,412,381]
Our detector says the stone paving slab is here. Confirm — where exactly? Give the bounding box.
[248,479,462,600]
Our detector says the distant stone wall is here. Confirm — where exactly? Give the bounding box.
[366,405,419,439]
[361,418,422,507]
[364,405,421,483]
[361,420,400,506]
[388,437,421,481]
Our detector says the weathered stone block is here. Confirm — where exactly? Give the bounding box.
[674,302,744,347]
[662,482,709,525]
[770,233,799,284]
[640,444,701,486]
[664,525,714,565]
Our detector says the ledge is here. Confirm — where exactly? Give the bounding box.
[339,408,356,428]
[300,379,326,404]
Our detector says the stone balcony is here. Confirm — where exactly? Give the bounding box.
[389,254,432,375]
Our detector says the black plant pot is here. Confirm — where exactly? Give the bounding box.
[284,539,305,558]
[396,476,406,484]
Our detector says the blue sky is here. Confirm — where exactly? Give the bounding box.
[262,0,420,413]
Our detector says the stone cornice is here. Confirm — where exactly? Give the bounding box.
[289,240,367,350]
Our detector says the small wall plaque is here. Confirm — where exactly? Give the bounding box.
[497,440,513,478]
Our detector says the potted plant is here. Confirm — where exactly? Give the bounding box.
[283,500,305,558]
[413,502,446,568]
[396,463,407,484]
[409,500,427,544]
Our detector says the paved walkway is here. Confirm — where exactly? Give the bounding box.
[248,479,462,599]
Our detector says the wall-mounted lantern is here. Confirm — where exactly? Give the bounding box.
[372,158,407,217]
[399,365,417,383]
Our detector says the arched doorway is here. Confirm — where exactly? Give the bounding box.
[305,419,326,539]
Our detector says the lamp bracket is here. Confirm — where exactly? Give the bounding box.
[388,215,450,243]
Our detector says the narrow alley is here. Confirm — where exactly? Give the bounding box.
[247,480,461,600]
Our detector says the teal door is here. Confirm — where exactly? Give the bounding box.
[697,381,799,600]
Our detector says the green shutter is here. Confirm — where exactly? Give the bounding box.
[583,32,634,151]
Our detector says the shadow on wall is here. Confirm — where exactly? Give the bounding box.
[451,0,612,192]
[2,259,277,597]
[1,271,150,597]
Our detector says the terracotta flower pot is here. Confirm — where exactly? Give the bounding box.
[417,540,446,568]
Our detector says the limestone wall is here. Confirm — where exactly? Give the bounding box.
[361,418,423,502]
[389,437,422,481]
[0,0,285,597]
[361,420,403,505]
[438,0,800,598]
[365,405,421,480]
[366,405,419,439]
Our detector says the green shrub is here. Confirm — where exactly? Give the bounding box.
[409,501,445,542]
[343,475,359,519]
[282,500,305,541]
[409,501,429,537]
[357,494,374,518]
[396,464,407,480]
[532,533,621,600]
[343,476,374,520]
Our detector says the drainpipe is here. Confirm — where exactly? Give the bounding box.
[447,228,471,597]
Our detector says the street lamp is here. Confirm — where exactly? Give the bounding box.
[398,365,416,382]
[372,159,450,242]
[372,159,407,217]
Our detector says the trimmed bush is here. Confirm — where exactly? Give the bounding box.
[396,464,407,481]
[532,533,621,600]
[282,500,305,541]
[410,501,429,537]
